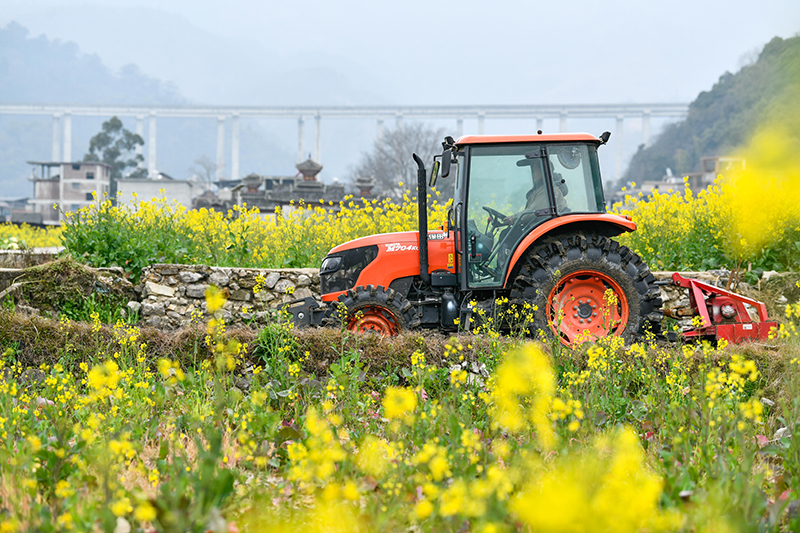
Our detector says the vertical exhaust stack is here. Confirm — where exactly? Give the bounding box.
[412,153,431,285]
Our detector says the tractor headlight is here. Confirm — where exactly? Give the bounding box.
[320,256,342,274]
[320,245,378,294]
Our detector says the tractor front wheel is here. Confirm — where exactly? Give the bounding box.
[510,233,662,345]
[326,285,419,336]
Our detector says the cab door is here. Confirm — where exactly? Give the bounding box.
[460,143,556,289]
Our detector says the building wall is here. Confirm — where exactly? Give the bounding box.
[116,180,195,209]
[28,162,111,223]
[59,162,110,214]
[34,180,59,201]
[62,163,110,182]
[61,181,108,203]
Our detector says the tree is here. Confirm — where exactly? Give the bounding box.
[190,155,217,192]
[83,117,147,189]
[350,122,445,199]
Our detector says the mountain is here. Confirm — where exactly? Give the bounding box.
[0,6,389,106]
[0,22,297,198]
[623,35,800,184]
[0,21,183,105]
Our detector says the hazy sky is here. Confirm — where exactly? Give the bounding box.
[3,0,799,105]
[1,0,798,191]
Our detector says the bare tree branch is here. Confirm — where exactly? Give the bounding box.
[350,122,445,199]
[190,155,217,191]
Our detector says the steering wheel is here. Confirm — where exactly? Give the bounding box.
[482,206,511,227]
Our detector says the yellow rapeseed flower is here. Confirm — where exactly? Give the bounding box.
[382,387,417,423]
[206,285,226,313]
[488,343,556,449]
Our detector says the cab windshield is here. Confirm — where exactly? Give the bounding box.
[465,142,605,287]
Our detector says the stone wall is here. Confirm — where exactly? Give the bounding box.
[0,248,64,269]
[0,269,20,292]
[134,265,748,329]
[134,264,321,328]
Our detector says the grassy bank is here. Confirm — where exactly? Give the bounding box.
[1,302,800,532]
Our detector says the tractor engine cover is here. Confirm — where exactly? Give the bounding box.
[319,230,456,302]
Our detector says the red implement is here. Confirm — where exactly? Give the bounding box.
[671,273,777,343]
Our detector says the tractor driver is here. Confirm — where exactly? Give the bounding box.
[502,160,567,226]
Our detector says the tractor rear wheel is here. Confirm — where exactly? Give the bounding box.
[326,285,419,336]
[509,233,662,345]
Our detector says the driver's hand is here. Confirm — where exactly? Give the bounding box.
[503,215,515,225]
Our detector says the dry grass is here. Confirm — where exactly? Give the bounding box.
[0,310,514,376]
[1,256,134,317]
[294,327,515,377]
[2,308,798,403]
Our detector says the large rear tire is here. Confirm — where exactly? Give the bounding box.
[325,285,420,335]
[509,233,662,345]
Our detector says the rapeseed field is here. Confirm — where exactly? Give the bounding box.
[0,285,799,532]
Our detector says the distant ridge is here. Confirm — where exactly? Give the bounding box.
[624,35,800,184]
[0,21,184,105]
[0,22,293,198]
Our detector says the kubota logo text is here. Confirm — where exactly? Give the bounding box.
[385,243,419,252]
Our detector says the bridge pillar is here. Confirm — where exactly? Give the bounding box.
[478,112,485,134]
[314,114,321,163]
[62,111,72,162]
[376,119,384,143]
[135,115,144,168]
[615,115,625,181]
[148,113,157,178]
[231,114,240,181]
[536,116,543,133]
[297,117,305,162]
[456,118,463,137]
[642,110,651,147]
[559,111,568,133]
[216,116,225,180]
[51,113,61,162]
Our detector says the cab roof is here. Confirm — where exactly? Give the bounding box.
[456,133,600,146]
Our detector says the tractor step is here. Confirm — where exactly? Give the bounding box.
[276,297,327,328]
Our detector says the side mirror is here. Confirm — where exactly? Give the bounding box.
[441,149,452,179]
[429,159,441,187]
[599,131,611,145]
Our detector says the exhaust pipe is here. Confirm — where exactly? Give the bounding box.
[412,153,431,286]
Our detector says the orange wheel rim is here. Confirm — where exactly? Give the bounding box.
[546,270,629,345]
[347,306,400,335]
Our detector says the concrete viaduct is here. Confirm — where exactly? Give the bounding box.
[0,103,688,181]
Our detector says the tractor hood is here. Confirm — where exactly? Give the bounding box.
[328,231,422,255]
[321,230,456,301]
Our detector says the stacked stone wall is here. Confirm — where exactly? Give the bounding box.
[0,248,64,269]
[134,264,320,328]
[133,265,759,330]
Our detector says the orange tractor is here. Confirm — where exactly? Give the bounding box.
[282,132,776,345]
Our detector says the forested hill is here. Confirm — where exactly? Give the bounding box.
[0,21,183,105]
[624,34,800,184]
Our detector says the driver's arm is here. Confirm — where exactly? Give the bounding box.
[503,187,539,224]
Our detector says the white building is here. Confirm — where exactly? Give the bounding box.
[27,161,112,223]
[116,175,196,209]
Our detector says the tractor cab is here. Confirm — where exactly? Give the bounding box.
[450,134,607,289]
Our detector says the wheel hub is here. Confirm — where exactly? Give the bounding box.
[546,270,629,345]
[577,302,593,319]
[347,306,400,336]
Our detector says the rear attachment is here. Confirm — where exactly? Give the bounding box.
[663,273,777,343]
